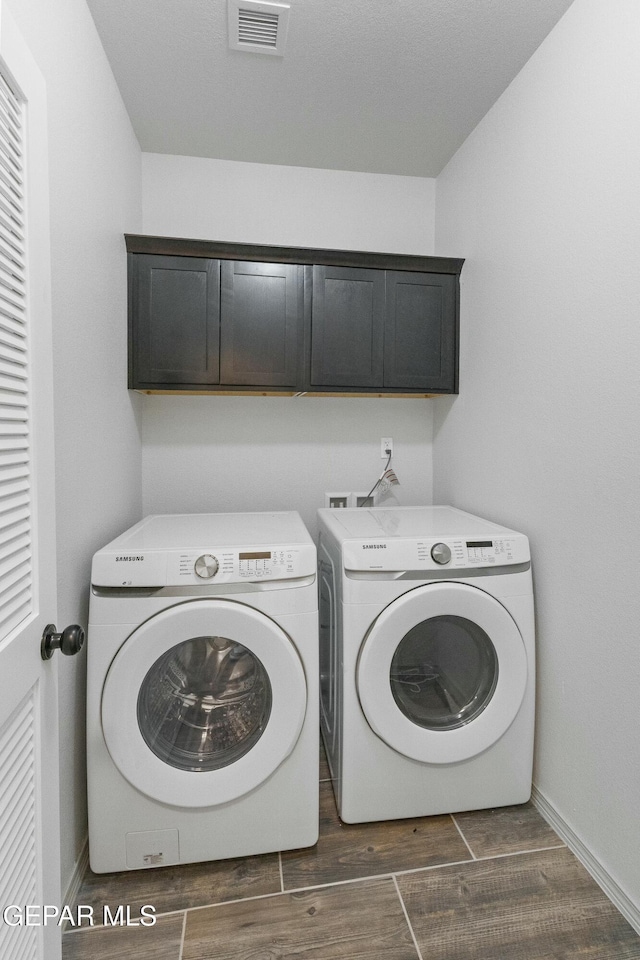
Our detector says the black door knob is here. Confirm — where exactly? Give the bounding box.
[41,623,85,661]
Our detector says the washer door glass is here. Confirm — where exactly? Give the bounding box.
[101,599,307,807]
[137,636,272,772]
[390,616,498,731]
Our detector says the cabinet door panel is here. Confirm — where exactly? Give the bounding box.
[384,272,456,391]
[311,266,385,387]
[132,255,220,385]
[220,261,302,386]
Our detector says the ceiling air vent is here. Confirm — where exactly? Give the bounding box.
[228,0,291,57]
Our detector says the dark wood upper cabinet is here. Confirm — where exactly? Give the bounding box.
[311,266,385,388]
[220,261,303,387]
[126,236,463,395]
[130,254,220,387]
[384,271,457,391]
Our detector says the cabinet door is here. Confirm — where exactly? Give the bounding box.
[311,266,385,388]
[220,261,303,387]
[131,254,220,387]
[384,272,457,391]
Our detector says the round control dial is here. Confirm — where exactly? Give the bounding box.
[194,554,219,579]
[430,542,452,565]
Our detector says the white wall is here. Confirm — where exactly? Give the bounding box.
[141,156,437,532]
[143,397,432,541]
[6,0,142,891]
[434,0,640,909]
[142,154,434,254]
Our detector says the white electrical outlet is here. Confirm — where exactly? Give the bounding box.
[381,437,393,459]
[324,492,350,509]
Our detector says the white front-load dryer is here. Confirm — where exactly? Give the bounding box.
[317,505,535,824]
[87,512,318,873]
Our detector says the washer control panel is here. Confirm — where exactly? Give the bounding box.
[92,542,316,587]
[344,535,529,572]
[172,545,314,585]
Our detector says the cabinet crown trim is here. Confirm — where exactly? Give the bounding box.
[125,234,464,276]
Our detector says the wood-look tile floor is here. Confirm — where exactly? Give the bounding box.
[64,743,640,960]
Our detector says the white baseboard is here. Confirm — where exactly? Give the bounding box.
[531,784,640,935]
[62,835,89,922]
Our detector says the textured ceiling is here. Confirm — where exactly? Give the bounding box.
[85,0,574,177]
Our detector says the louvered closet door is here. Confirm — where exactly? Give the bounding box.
[0,13,61,960]
[0,72,30,631]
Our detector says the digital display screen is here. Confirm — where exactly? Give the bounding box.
[239,551,272,560]
[466,541,493,548]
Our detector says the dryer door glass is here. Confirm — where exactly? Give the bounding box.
[137,635,272,772]
[390,615,498,730]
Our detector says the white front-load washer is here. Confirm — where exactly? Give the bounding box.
[317,505,535,824]
[87,511,318,873]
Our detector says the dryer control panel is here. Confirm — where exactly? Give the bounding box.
[343,535,530,573]
[92,543,317,587]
